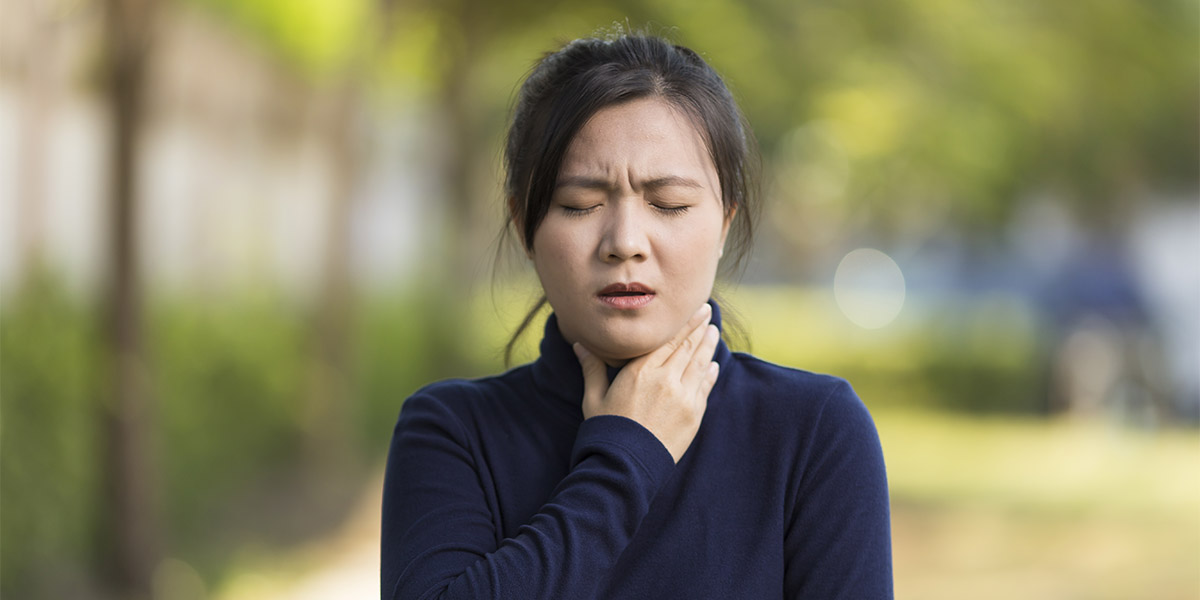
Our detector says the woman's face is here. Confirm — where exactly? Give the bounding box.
[530,97,732,363]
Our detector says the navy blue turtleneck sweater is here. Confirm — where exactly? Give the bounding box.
[381,302,892,599]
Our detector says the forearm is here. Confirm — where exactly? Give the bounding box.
[383,409,674,600]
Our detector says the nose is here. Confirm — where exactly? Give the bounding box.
[598,203,648,263]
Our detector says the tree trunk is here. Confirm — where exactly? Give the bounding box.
[99,0,160,597]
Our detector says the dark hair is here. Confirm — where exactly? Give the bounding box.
[502,32,760,364]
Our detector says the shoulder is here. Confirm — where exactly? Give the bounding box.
[397,366,534,429]
[727,352,861,412]
[724,352,879,441]
[727,353,887,489]
[410,363,533,402]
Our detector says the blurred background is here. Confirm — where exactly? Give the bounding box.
[2,0,1197,598]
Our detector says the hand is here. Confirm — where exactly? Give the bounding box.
[573,303,721,463]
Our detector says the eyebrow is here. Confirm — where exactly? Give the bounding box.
[555,175,705,191]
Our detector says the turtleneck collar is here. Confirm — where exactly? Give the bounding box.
[530,299,733,412]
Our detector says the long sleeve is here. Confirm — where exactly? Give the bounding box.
[380,390,675,600]
[783,380,893,599]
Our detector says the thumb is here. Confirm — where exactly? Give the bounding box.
[572,343,609,412]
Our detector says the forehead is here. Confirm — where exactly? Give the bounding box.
[559,98,716,182]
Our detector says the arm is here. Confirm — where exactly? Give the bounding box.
[382,304,720,599]
[381,392,675,600]
[784,380,893,599]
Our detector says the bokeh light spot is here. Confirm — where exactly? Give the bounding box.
[834,248,906,329]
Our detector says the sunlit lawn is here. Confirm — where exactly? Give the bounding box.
[880,410,1200,600]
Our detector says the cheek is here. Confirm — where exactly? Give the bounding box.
[668,223,724,268]
[532,226,585,292]
[684,230,727,290]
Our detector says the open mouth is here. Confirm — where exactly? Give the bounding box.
[598,282,656,309]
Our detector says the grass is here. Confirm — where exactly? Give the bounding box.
[878,409,1200,599]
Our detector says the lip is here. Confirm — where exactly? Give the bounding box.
[597,282,656,310]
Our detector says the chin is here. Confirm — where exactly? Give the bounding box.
[590,334,665,363]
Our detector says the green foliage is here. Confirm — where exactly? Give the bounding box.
[740,0,1200,226]
[182,0,371,79]
[0,277,489,594]
[0,280,319,593]
[0,274,102,593]
[181,0,1197,236]
[147,292,311,549]
[351,291,483,456]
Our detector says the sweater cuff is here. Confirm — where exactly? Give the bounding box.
[570,415,676,488]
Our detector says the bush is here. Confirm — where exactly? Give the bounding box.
[1,275,102,593]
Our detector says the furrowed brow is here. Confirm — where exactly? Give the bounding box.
[555,176,612,190]
[641,176,704,190]
[554,175,705,191]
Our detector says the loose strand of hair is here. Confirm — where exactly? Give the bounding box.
[711,288,751,354]
[504,295,548,367]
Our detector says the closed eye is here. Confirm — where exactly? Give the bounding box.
[652,204,690,216]
[561,204,600,217]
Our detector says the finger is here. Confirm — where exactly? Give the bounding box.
[573,343,610,407]
[654,303,711,366]
[681,324,720,382]
[664,310,714,373]
[696,361,719,401]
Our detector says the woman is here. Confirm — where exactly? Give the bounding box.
[381,33,892,599]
